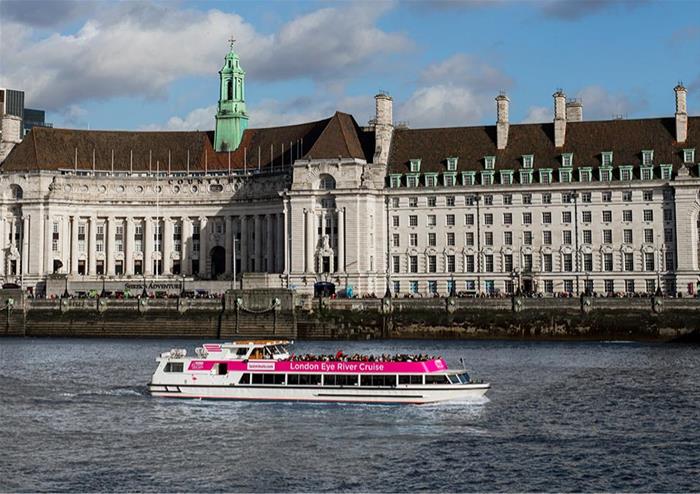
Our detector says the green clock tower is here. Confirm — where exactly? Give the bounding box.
[214,38,248,152]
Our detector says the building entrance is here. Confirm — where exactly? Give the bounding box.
[210,246,226,279]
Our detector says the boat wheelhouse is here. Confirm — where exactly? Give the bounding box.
[148,340,490,404]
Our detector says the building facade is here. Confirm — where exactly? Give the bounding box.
[1,46,699,297]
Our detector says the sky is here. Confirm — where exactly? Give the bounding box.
[1,0,699,132]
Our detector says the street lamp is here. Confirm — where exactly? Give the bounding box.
[100,275,106,298]
[180,274,186,297]
[141,272,148,298]
[63,276,69,298]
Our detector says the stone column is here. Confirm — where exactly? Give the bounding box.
[163,217,172,275]
[43,212,51,275]
[225,215,233,275]
[254,215,262,272]
[143,217,153,276]
[106,216,115,276]
[71,216,79,275]
[240,216,248,274]
[337,208,345,273]
[21,216,29,275]
[276,212,284,273]
[266,214,274,273]
[199,216,208,278]
[88,215,97,275]
[182,217,192,275]
[0,217,5,277]
[305,209,315,273]
[125,217,134,275]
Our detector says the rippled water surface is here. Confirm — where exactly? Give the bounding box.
[1,338,699,492]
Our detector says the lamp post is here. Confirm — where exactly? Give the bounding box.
[449,272,456,297]
[141,272,148,298]
[100,275,106,298]
[63,276,69,298]
[570,191,580,295]
[180,274,186,297]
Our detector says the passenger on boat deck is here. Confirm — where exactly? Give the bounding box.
[287,353,440,362]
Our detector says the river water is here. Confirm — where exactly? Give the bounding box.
[1,338,698,492]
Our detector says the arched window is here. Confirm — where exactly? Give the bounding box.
[319,174,336,190]
[226,80,233,100]
[10,184,23,200]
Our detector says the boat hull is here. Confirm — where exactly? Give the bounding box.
[148,383,490,404]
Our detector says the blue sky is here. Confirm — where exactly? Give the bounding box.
[1,0,698,131]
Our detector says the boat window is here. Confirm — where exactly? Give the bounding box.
[236,348,248,356]
[287,374,322,385]
[360,375,397,387]
[251,373,285,385]
[425,375,451,385]
[398,375,423,385]
[323,375,359,386]
[448,374,460,384]
[164,362,184,373]
[217,363,228,375]
[239,373,250,385]
[458,372,471,384]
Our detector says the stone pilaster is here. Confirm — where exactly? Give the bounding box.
[162,217,172,275]
[88,215,97,275]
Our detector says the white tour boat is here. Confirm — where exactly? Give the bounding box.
[148,340,490,404]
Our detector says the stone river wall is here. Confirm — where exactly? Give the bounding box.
[2,289,700,341]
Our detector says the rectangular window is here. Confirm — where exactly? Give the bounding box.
[602,152,613,166]
[579,168,592,182]
[543,231,552,245]
[444,174,456,187]
[643,190,653,201]
[393,233,400,247]
[542,212,551,224]
[465,255,475,272]
[582,211,592,223]
[410,256,418,273]
[646,279,656,294]
[622,191,633,202]
[522,212,532,225]
[409,197,418,207]
[392,197,399,208]
[604,253,614,271]
[392,216,400,227]
[522,193,532,205]
[428,233,436,246]
[503,213,512,225]
[562,211,572,223]
[522,155,534,168]
[584,253,593,272]
[410,281,419,294]
[409,215,418,227]
[603,230,612,244]
[428,256,437,273]
[603,210,612,223]
[624,253,634,271]
[623,210,633,222]
[542,193,551,204]
[427,215,436,226]
[485,231,493,246]
[543,254,553,272]
[564,280,574,294]
[642,150,654,165]
[644,210,654,222]
[523,231,532,245]
[446,232,455,246]
[624,229,633,244]
[563,230,572,245]
[664,209,673,222]
[504,231,513,245]
[620,167,633,181]
[447,255,455,273]
[602,191,612,202]
[664,228,673,243]
[484,195,493,205]
[465,214,474,226]
[644,252,655,271]
[641,168,653,181]
[582,192,592,203]
[484,213,493,225]
[504,254,513,272]
[465,232,474,246]
[563,254,573,272]
[446,195,455,207]
[583,230,592,244]
[644,229,654,244]
[660,165,672,180]
[446,214,455,226]
[625,279,635,294]
[409,233,418,247]
[683,149,695,163]
[393,256,400,273]
[485,255,494,272]
[604,279,615,294]
[503,194,513,205]
[666,251,674,271]
[544,280,554,294]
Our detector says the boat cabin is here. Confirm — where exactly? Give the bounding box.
[195,340,291,361]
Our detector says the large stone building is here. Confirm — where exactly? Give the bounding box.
[1,45,699,297]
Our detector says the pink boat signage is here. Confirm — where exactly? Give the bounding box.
[188,359,446,373]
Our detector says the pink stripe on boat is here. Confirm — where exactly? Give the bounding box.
[188,359,447,373]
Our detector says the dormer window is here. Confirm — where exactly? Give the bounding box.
[539,169,552,184]
[562,153,573,167]
[642,150,654,166]
[522,155,534,168]
[446,157,458,171]
[462,171,476,186]
[602,151,613,167]
[684,149,696,163]
[484,156,496,170]
[660,164,672,181]
[425,173,438,188]
[389,174,402,188]
[409,159,421,173]
[619,165,633,181]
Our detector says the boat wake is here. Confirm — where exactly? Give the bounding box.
[60,386,147,398]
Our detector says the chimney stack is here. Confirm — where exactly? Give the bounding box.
[553,89,567,147]
[0,114,22,164]
[675,83,688,143]
[566,98,583,122]
[373,92,393,165]
[496,92,510,150]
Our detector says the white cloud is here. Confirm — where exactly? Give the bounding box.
[397,53,513,128]
[574,85,648,120]
[521,105,550,123]
[0,2,410,111]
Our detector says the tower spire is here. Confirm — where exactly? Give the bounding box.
[214,37,248,152]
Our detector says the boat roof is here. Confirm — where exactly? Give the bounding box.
[221,340,290,348]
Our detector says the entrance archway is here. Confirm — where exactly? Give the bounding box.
[210,246,226,279]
